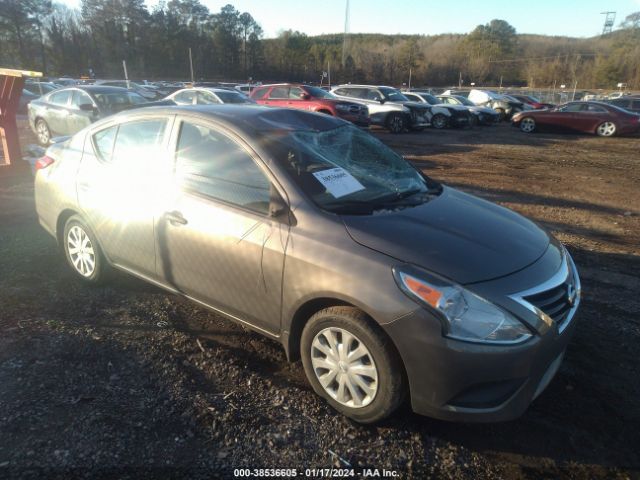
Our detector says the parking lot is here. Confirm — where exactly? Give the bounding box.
[1,124,639,479]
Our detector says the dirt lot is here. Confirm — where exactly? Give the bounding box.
[1,123,639,479]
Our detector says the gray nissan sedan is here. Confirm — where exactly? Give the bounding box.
[34,105,581,424]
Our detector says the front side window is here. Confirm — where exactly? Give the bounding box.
[262,125,436,215]
[289,87,304,99]
[93,91,147,113]
[196,91,219,104]
[558,103,584,113]
[175,121,271,214]
[251,86,269,99]
[379,87,409,102]
[71,90,93,109]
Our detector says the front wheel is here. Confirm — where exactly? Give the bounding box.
[386,113,405,134]
[495,108,506,122]
[596,121,617,137]
[63,216,109,284]
[520,117,536,133]
[431,114,448,129]
[301,307,406,424]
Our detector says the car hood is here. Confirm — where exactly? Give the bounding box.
[341,186,550,284]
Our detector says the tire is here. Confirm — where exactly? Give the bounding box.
[386,113,405,134]
[596,121,617,137]
[35,118,51,146]
[519,117,536,133]
[431,114,448,129]
[63,215,109,284]
[495,108,506,122]
[469,115,478,128]
[301,306,406,424]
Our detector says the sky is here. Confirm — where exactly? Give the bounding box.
[59,0,640,38]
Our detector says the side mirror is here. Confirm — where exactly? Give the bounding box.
[79,103,96,112]
[378,97,386,104]
[299,93,310,100]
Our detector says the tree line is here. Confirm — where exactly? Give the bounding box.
[1,0,639,90]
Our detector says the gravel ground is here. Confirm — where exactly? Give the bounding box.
[0,123,639,479]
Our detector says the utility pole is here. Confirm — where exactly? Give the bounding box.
[328,61,331,88]
[122,60,129,89]
[342,0,350,67]
[408,68,412,90]
[189,48,195,85]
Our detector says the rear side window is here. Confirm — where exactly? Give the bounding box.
[70,90,93,108]
[174,90,196,104]
[49,90,71,106]
[269,87,289,99]
[174,121,271,214]
[586,104,607,113]
[251,86,269,99]
[112,119,167,164]
[92,126,118,162]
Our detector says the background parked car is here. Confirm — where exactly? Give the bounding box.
[251,84,369,127]
[95,80,160,100]
[403,91,472,128]
[512,101,640,137]
[436,94,500,125]
[444,89,524,121]
[23,82,62,96]
[507,94,554,110]
[28,86,152,144]
[331,85,430,133]
[167,87,256,105]
[604,96,640,114]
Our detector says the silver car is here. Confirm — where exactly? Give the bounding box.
[331,85,431,133]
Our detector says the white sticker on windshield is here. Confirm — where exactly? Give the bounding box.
[312,167,365,198]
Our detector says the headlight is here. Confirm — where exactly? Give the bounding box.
[393,266,532,345]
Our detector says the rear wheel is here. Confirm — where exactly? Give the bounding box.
[35,119,51,145]
[431,114,448,129]
[386,113,405,134]
[520,117,536,133]
[301,306,405,424]
[596,121,617,137]
[63,216,109,284]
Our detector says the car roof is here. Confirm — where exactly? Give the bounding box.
[108,104,346,134]
[55,85,133,94]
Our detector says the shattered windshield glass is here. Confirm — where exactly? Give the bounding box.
[263,125,437,214]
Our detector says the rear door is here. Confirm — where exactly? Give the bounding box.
[46,90,73,135]
[156,118,288,334]
[263,86,289,107]
[67,90,97,134]
[77,115,173,277]
[579,103,609,131]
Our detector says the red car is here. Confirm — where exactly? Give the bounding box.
[250,84,369,127]
[512,101,640,137]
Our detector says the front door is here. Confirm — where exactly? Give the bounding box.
[156,119,288,334]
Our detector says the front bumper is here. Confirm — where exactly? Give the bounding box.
[383,248,580,422]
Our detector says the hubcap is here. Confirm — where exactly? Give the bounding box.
[390,116,403,132]
[521,118,535,132]
[67,225,96,277]
[310,327,378,408]
[433,116,446,128]
[598,122,615,136]
[36,122,49,143]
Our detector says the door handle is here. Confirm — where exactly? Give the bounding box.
[165,210,188,226]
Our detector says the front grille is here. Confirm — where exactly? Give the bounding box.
[523,282,573,326]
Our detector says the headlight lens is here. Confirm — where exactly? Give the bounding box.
[393,266,532,345]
